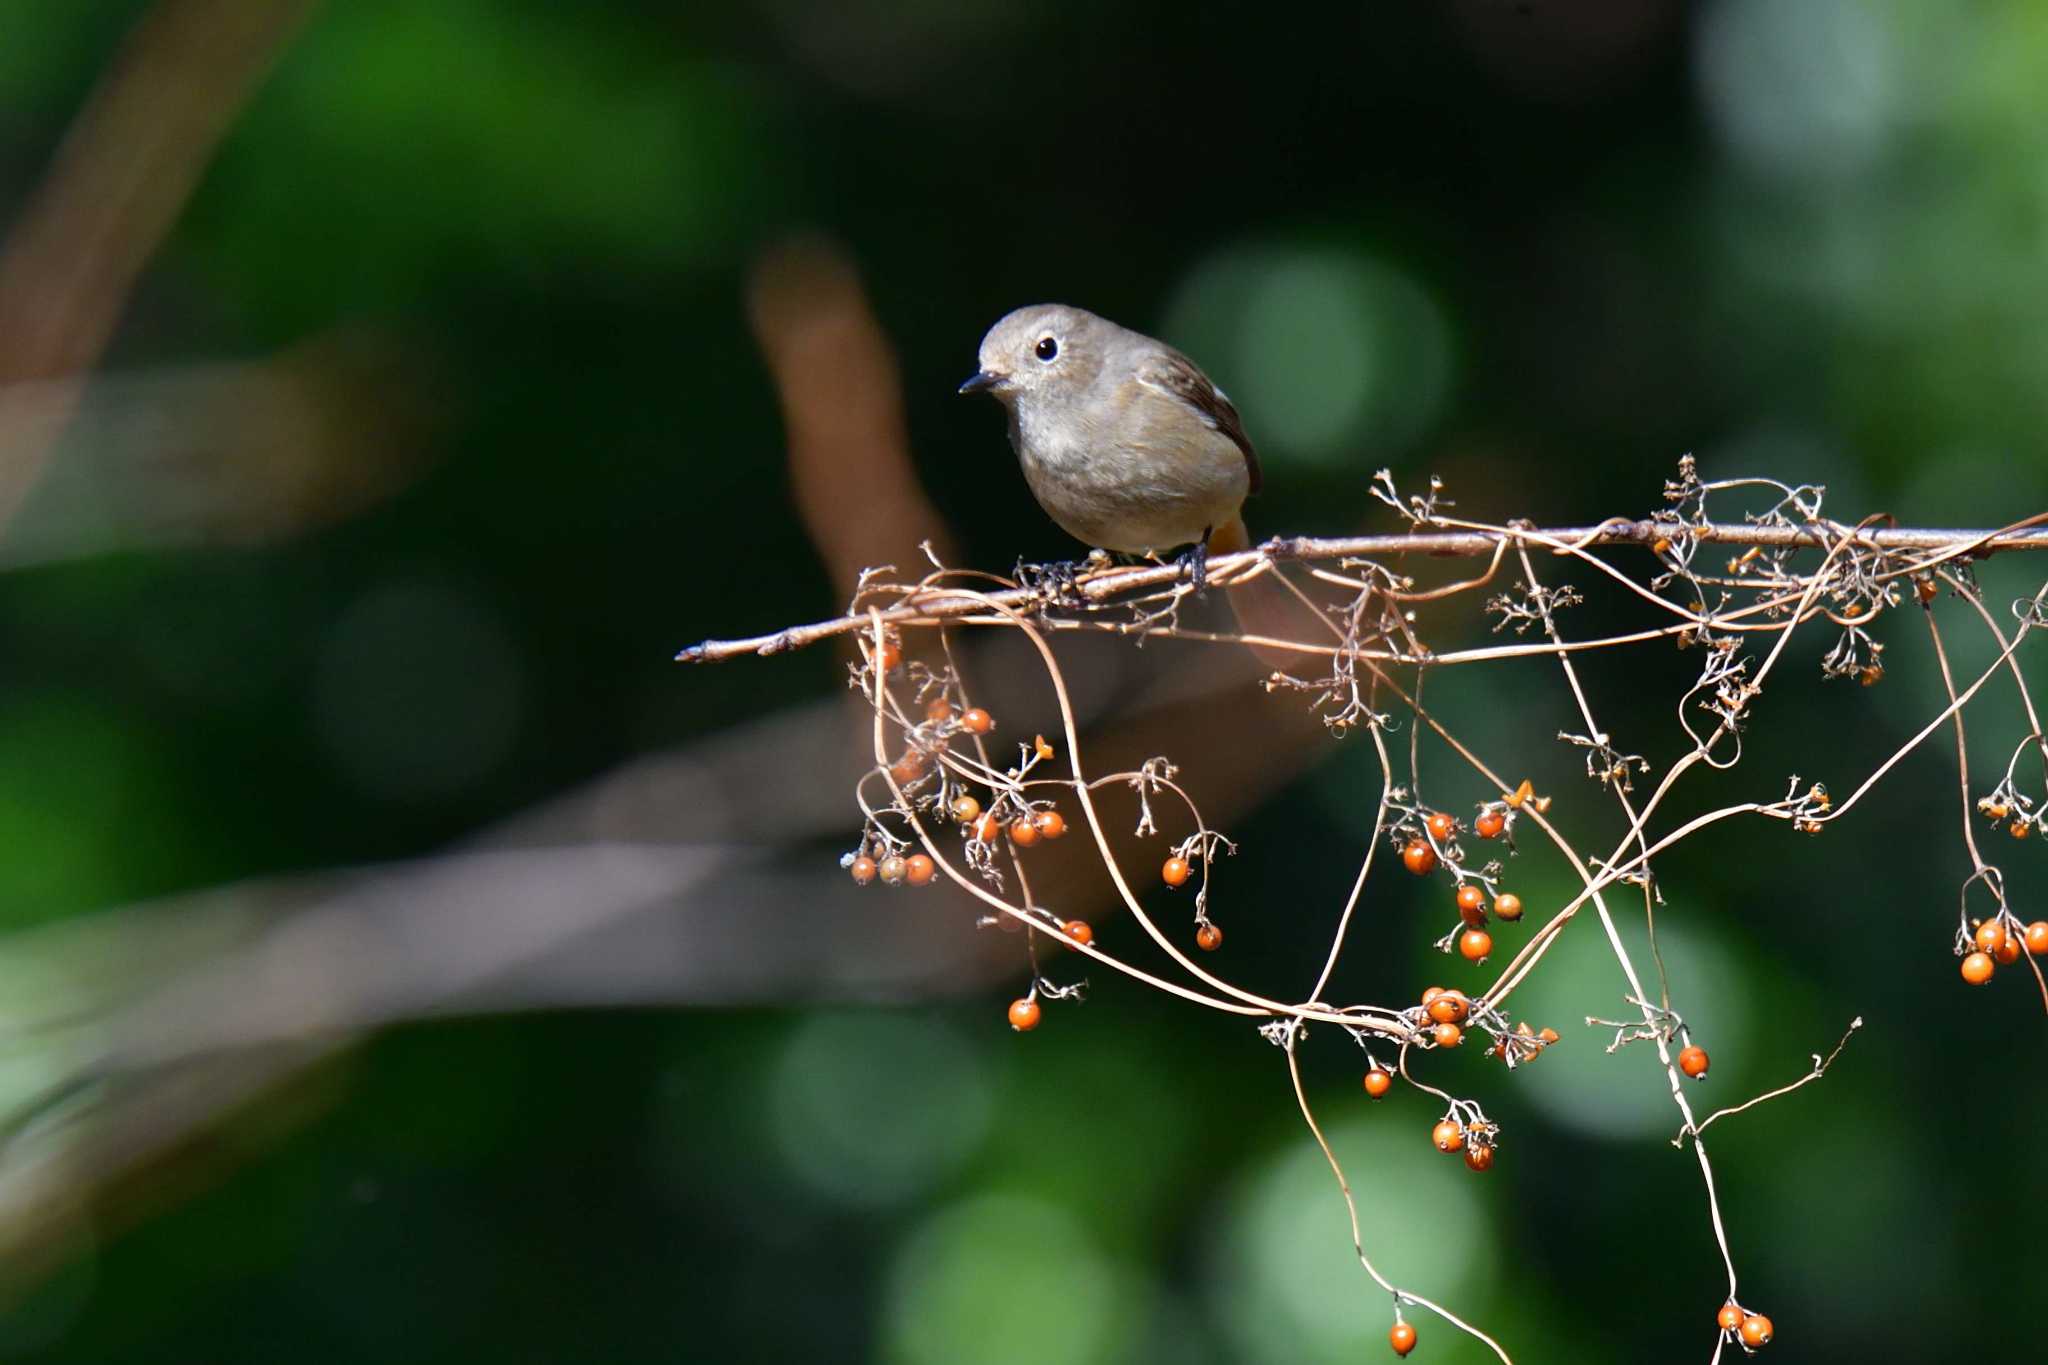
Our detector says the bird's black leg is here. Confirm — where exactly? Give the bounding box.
[1178,533,1211,595]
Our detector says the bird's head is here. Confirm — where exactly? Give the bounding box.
[958,303,1109,404]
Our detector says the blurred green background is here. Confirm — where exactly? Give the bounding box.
[1,1,2045,1360]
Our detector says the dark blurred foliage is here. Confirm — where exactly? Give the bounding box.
[1,1,2045,1361]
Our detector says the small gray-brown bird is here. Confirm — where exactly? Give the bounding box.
[959,304,1258,575]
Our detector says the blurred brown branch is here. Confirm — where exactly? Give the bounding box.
[0,0,319,527]
[0,332,439,564]
[746,237,954,596]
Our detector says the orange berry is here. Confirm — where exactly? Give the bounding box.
[1456,883,1487,919]
[1421,985,1446,1010]
[952,794,982,823]
[1678,1045,1709,1079]
[1427,990,1469,1024]
[849,855,877,885]
[878,855,907,885]
[1426,811,1456,842]
[1475,809,1505,839]
[1538,1026,1560,1044]
[1196,923,1223,951]
[890,755,926,785]
[971,812,1001,843]
[1459,928,1492,962]
[1494,892,1523,921]
[926,698,955,723]
[1433,1021,1463,1048]
[1402,841,1438,876]
[1464,1143,1494,1172]
[2027,921,2048,955]
[1717,1304,1744,1332]
[1363,1068,1393,1099]
[904,853,936,886]
[2014,820,2032,840]
[1034,735,1055,760]
[871,641,902,672]
[1961,951,1996,985]
[1975,919,2009,955]
[959,707,994,735]
[1162,855,1192,887]
[1009,817,1041,848]
[1007,998,1041,1031]
[1033,809,1067,840]
[1739,1314,1772,1348]
[1389,1322,1417,1357]
[1996,934,2023,966]
[1431,1119,1465,1152]
[1063,919,1092,948]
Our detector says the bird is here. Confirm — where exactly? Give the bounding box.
[959,304,1259,584]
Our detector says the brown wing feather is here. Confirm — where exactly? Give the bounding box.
[1139,351,1262,497]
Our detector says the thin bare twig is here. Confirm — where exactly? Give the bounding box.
[1676,1018,1864,1146]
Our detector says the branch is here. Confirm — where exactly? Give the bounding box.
[0,0,320,527]
[677,521,2048,664]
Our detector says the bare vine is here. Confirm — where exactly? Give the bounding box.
[682,459,2048,1361]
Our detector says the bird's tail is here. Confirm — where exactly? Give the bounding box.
[1209,517,1326,672]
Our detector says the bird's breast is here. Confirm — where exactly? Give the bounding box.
[1007,390,1249,554]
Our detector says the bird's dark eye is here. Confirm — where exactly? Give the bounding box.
[1034,336,1058,361]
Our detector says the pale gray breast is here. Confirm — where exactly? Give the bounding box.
[1009,376,1249,553]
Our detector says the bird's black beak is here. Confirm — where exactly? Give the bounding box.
[957,370,1002,396]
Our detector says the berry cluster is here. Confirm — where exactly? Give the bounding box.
[1159,848,1228,950]
[1976,785,2038,842]
[844,666,1073,884]
[1716,1301,1774,1353]
[1396,792,1530,968]
[1955,735,2048,988]
[1958,914,2048,986]
[848,636,1240,1034]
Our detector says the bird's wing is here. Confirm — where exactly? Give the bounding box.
[1136,350,1262,496]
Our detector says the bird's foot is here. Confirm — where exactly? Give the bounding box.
[1013,556,1093,606]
